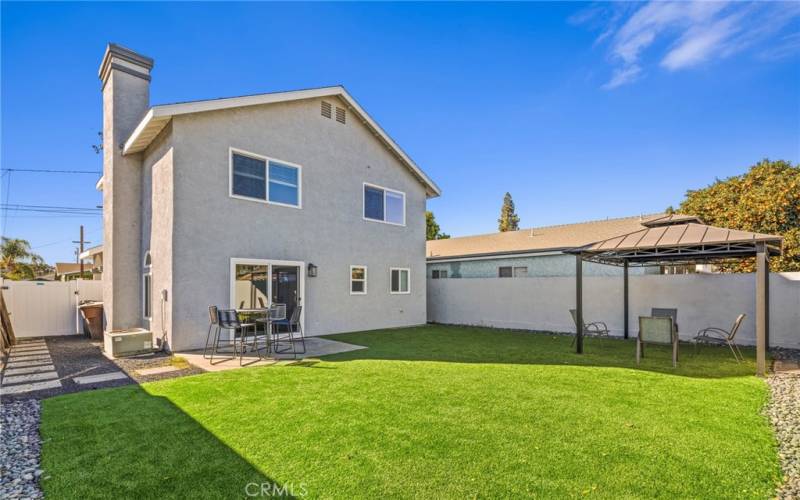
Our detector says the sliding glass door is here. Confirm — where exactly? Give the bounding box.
[230,259,304,325]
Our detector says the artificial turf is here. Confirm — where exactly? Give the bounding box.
[40,325,780,498]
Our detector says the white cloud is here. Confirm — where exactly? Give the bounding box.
[572,1,800,89]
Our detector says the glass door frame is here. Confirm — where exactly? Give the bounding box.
[229,258,305,332]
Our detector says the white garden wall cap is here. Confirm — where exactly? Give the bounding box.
[427,213,668,260]
[122,86,441,197]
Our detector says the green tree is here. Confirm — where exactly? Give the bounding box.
[498,192,520,232]
[1,237,50,280]
[678,159,799,272]
[426,211,450,240]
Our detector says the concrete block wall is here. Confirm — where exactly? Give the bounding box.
[427,272,800,349]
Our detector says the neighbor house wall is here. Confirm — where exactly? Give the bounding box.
[427,272,800,349]
[427,254,657,278]
[140,124,175,349]
[167,97,428,350]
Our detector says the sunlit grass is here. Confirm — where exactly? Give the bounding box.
[40,325,779,498]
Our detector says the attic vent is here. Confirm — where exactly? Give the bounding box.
[321,101,332,118]
[335,106,346,124]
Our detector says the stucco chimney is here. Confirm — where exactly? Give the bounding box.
[99,43,153,331]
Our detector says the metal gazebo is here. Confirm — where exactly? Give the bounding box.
[567,215,782,376]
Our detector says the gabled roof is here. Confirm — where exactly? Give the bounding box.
[427,213,672,260]
[123,86,441,197]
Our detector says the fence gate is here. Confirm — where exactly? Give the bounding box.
[1,280,103,338]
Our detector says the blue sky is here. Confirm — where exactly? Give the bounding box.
[2,2,799,264]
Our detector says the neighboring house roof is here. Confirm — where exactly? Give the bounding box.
[54,263,84,276]
[79,244,103,260]
[123,86,441,197]
[426,213,676,260]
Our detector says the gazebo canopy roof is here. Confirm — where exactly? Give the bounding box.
[569,221,782,267]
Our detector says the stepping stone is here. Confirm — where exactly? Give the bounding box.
[5,359,54,368]
[3,371,59,384]
[136,365,179,376]
[9,350,50,357]
[1,379,62,394]
[73,372,128,384]
[3,365,57,376]
[9,354,52,362]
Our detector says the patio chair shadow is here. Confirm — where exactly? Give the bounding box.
[40,385,297,499]
[318,325,761,379]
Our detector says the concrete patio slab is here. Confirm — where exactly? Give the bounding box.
[178,337,366,372]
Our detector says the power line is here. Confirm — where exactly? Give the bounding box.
[0,169,102,174]
[1,171,11,237]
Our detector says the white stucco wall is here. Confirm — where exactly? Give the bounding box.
[427,272,800,348]
[164,97,429,350]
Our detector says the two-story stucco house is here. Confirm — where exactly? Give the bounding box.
[98,43,440,351]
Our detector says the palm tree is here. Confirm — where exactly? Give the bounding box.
[1,237,47,280]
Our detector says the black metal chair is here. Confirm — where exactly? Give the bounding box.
[203,305,219,359]
[272,305,305,358]
[213,309,260,365]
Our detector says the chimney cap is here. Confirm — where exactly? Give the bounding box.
[99,43,154,86]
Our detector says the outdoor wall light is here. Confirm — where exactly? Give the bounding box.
[307,263,318,278]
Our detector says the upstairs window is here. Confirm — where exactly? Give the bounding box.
[231,149,301,208]
[364,183,405,225]
[513,266,528,277]
[498,266,512,278]
[431,270,448,279]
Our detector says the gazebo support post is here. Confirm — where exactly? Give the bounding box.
[756,243,769,377]
[623,261,629,339]
[575,255,583,354]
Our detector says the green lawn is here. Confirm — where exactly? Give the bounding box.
[40,326,780,499]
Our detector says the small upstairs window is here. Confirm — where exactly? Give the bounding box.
[498,266,512,278]
[364,183,405,225]
[432,270,448,279]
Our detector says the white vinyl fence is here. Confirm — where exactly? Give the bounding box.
[1,279,103,338]
[427,272,800,349]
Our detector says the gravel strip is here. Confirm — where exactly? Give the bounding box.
[0,400,44,499]
[767,371,800,499]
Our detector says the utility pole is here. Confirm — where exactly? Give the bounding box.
[72,225,91,278]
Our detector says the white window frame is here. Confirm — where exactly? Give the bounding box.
[229,147,303,209]
[362,182,406,226]
[350,265,368,295]
[390,267,411,294]
[229,258,305,333]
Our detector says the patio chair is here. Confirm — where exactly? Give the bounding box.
[213,309,261,365]
[637,316,678,367]
[651,308,679,335]
[203,305,219,359]
[569,309,610,347]
[272,305,304,359]
[693,313,746,362]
